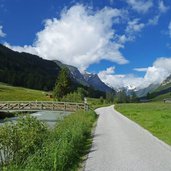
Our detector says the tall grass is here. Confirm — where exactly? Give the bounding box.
[0,110,96,171]
[0,116,48,167]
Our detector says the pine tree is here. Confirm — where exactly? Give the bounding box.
[130,91,139,102]
[53,68,71,100]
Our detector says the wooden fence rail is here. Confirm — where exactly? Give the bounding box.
[0,101,88,112]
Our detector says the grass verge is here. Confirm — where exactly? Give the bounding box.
[115,102,171,145]
[0,110,97,171]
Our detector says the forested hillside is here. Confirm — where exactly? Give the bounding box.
[0,44,60,90]
[0,44,106,98]
[145,74,171,100]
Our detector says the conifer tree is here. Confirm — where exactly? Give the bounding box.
[53,68,71,100]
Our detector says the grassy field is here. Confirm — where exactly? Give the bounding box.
[115,102,171,145]
[0,83,52,101]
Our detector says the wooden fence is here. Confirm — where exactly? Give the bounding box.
[0,101,88,112]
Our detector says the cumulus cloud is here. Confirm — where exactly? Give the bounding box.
[125,0,153,13]
[159,0,169,13]
[98,57,171,90]
[6,5,128,70]
[98,66,115,75]
[134,68,148,72]
[0,25,6,37]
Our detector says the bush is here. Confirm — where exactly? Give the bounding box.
[25,111,96,171]
[1,111,97,171]
[61,91,83,103]
[0,116,48,167]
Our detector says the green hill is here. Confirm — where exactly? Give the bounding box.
[0,82,52,101]
[152,92,171,101]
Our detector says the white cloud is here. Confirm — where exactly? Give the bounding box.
[126,19,145,33]
[98,57,171,90]
[148,15,160,26]
[159,0,169,13]
[126,0,153,13]
[99,66,115,75]
[0,25,6,37]
[169,22,171,37]
[98,70,143,89]
[5,5,128,71]
[134,68,148,72]
[125,19,145,41]
[147,1,169,26]
[166,43,171,49]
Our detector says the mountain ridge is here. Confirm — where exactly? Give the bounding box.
[53,60,113,93]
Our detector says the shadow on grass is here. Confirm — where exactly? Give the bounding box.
[73,132,102,170]
[0,112,15,120]
[73,135,95,171]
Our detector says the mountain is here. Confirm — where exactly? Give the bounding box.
[152,75,171,96]
[53,60,89,86]
[54,60,113,93]
[83,72,113,92]
[161,75,171,88]
[135,84,159,97]
[0,44,60,90]
[0,44,111,97]
[141,75,171,100]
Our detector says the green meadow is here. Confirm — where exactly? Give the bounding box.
[0,83,52,101]
[115,102,171,145]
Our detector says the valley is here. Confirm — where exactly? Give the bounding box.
[1,1,171,170]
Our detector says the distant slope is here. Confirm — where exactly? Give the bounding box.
[154,75,171,92]
[54,60,89,86]
[152,92,171,101]
[0,44,60,90]
[0,82,51,101]
[146,75,171,100]
[83,72,113,92]
[136,84,159,97]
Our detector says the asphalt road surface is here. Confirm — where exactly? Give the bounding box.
[84,105,171,171]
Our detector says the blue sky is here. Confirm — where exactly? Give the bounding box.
[0,0,171,89]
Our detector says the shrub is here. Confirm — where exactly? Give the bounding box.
[1,111,96,171]
[0,116,48,167]
[25,111,96,171]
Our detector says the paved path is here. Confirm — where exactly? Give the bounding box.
[84,105,171,171]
